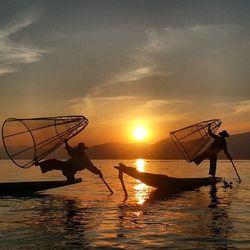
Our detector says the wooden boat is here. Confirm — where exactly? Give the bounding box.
[0,178,82,196]
[115,163,221,192]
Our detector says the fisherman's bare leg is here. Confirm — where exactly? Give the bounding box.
[209,156,217,177]
[62,166,77,182]
[37,159,76,181]
[37,159,66,173]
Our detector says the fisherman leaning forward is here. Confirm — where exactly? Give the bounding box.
[192,124,232,177]
[36,140,103,182]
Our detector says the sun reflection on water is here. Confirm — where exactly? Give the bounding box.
[134,159,149,204]
[135,159,145,172]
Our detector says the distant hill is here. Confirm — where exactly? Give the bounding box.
[87,132,250,159]
[85,132,250,159]
[1,132,250,160]
[227,132,250,159]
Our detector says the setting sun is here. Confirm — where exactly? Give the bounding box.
[133,126,148,141]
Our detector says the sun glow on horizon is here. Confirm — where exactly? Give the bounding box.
[133,126,148,141]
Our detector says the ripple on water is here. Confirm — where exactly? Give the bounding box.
[0,160,250,249]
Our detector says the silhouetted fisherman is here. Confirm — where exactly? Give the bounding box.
[36,140,103,182]
[193,124,232,177]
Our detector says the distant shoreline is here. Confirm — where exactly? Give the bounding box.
[1,131,249,160]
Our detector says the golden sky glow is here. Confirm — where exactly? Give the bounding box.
[0,1,250,146]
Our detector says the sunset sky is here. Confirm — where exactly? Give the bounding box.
[0,0,250,145]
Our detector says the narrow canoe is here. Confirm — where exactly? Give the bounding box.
[0,178,82,196]
[115,163,221,191]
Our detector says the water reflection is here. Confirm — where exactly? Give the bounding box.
[134,183,149,205]
[135,159,145,172]
[119,159,235,248]
[117,182,235,249]
[1,159,244,249]
[39,186,234,249]
[146,188,183,202]
[207,184,234,249]
[134,159,149,205]
[33,195,90,249]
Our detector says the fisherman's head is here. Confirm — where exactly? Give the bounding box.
[219,130,230,138]
[77,142,88,151]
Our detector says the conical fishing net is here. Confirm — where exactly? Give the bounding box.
[170,119,221,162]
[2,116,88,168]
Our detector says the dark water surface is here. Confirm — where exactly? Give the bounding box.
[0,159,249,249]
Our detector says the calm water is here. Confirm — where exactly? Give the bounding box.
[0,159,250,249]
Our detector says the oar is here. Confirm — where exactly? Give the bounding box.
[230,159,241,183]
[118,169,128,199]
[101,177,114,194]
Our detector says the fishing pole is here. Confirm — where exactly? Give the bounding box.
[230,159,241,183]
[118,169,128,199]
[101,177,114,194]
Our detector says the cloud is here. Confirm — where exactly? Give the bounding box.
[137,98,193,123]
[79,22,247,126]
[87,66,161,97]
[68,95,137,104]
[0,67,16,76]
[0,14,48,76]
[0,17,33,38]
[67,94,192,125]
[142,99,191,109]
[140,24,245,82]
[69,96,189,112]
[213,100,250,117]
[116,67,152,82]
[86,24,237,99]
[233,100,250,114]
[144,24,238,53]
[68,95,137,114]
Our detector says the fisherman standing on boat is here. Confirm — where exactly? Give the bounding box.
[35,140,103,182]
[192,124,233,177]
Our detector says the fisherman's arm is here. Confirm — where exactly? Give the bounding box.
[208,124,217,139]
[82,155,103,177]
[64,140,74,156]
[86,163,103,178]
